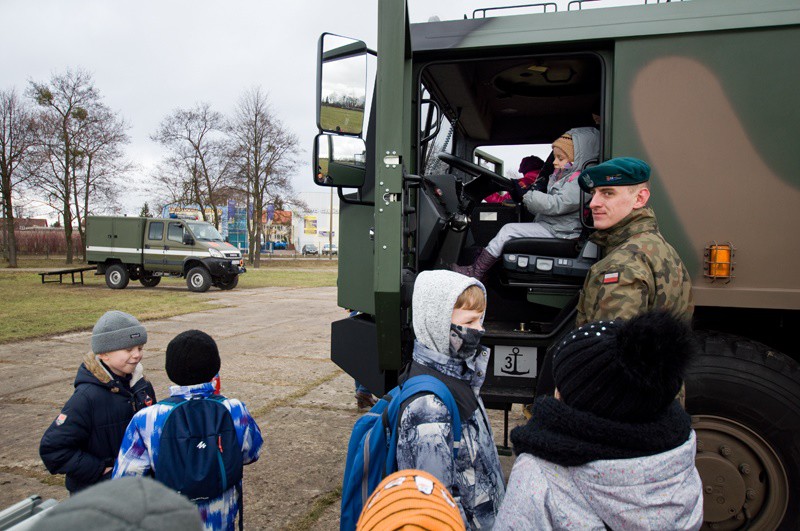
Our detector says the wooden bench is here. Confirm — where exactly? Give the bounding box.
[38,266,97,285]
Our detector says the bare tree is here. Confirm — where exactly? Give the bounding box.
[70,104,131,254]
[0,89,37,267]
[228,88,301,267]
[151,102,231,228]
[27,68,103,264]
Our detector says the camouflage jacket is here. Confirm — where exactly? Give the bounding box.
[576,207,693,326]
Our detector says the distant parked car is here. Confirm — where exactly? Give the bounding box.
[322,243,338,256]
[272,241,288,250]
[301,244,319,256]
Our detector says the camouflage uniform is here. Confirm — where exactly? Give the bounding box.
[576,207,693,327]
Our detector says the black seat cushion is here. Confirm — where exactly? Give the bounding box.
[502,237,581,258]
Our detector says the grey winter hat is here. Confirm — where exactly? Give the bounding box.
[91,311,148,354]
[31,476,202,531]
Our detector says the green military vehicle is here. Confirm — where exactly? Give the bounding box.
[85,216,245,292]
[314,0,800,528]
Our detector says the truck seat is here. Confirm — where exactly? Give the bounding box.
[501,238,599,286]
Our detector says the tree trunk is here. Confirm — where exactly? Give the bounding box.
[2,191,17,267]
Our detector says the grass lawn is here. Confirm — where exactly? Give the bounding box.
[0,260,338,343]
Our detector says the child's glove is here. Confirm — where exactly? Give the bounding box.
[509,180,528,203]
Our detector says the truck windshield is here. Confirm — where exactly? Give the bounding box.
[186,222,224,242]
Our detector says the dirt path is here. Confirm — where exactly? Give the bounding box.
[0,286,523,529]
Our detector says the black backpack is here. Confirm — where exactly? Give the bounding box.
[155,394,244,524]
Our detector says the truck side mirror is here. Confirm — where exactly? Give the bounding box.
[183,233,194,246]
[314,133,366,188]
[317,33,368,136]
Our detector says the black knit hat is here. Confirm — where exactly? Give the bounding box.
[165,330,221,386]
[552,311,695,422]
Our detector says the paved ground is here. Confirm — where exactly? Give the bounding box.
[0,286,526,529]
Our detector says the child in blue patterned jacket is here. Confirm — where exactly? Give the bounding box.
[396,270,505,530]
[113,330,263,531]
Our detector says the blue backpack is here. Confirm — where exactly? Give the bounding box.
[339,375,462,531]
[155,395,243,503]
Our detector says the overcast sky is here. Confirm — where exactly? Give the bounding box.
[1,0,638,218]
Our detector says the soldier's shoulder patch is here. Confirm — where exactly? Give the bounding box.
[602,271,620,284]
[55,413,67,426]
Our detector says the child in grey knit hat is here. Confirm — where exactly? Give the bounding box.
[40,311,156,494]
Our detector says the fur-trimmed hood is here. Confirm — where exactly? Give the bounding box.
[78,353,146,392]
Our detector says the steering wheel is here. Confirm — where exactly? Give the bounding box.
[437,152,513,190]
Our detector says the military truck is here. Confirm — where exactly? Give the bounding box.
[314,0,800,528]
[85,216,245,292]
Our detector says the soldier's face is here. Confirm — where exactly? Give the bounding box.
[589,185,650,229]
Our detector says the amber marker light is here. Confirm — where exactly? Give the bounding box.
[704,242,735,283]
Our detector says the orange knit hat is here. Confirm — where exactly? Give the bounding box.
[552,132,575,162]
[356,470,466,531]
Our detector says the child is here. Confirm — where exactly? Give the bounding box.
[483,155,545,204]
[452,127,600,280]
[39,311,155,494]
[396,270,505,530]
[29,476,203,530]
[113,329,263,531]
[494,311,703,530]
[356,469,466,531]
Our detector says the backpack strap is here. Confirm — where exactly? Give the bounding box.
[158,396,186,407]
[400,361,479,421]
[384,374,462,477]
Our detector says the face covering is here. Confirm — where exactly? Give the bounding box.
[449,323,484,360]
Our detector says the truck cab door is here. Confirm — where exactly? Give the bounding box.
[144,220,166,269]
[164,221,189,273]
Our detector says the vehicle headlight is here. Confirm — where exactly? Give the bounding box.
[208,248,224,258]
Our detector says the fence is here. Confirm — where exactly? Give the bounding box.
[2,229,84,256]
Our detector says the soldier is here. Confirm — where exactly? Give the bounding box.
[534,157,693,401]
[575,156,693,325]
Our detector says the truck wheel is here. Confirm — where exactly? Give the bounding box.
[139,275,161,288]
[217,276,238,290]
[186,267,211,293]
[105,264,130,289]
[686,331,799,530]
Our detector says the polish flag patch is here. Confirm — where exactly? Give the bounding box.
[602,272,620,284]
[56,413,67,426]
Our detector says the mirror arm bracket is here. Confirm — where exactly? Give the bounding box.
[338,187,374,207]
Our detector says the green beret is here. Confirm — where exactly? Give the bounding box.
[578,157,651,192]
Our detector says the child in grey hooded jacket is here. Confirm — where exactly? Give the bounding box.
[494,311,703,531]
[396,270,505,530]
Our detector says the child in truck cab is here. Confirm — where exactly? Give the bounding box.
[483,155,545,204]
[39,311,155,495]
[451,127,600,281]
[396,270,505,529]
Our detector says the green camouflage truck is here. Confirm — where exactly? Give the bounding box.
[85,216,245,292]
[314,0,800,528]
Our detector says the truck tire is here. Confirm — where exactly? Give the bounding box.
[105,264,130,289]
[216,276,238,290]
[139,275,161,288]
[686,331,799,530]
[186,266,211,293]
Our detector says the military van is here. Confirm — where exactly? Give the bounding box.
[85,216,245,292]
[313,0,800,527]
